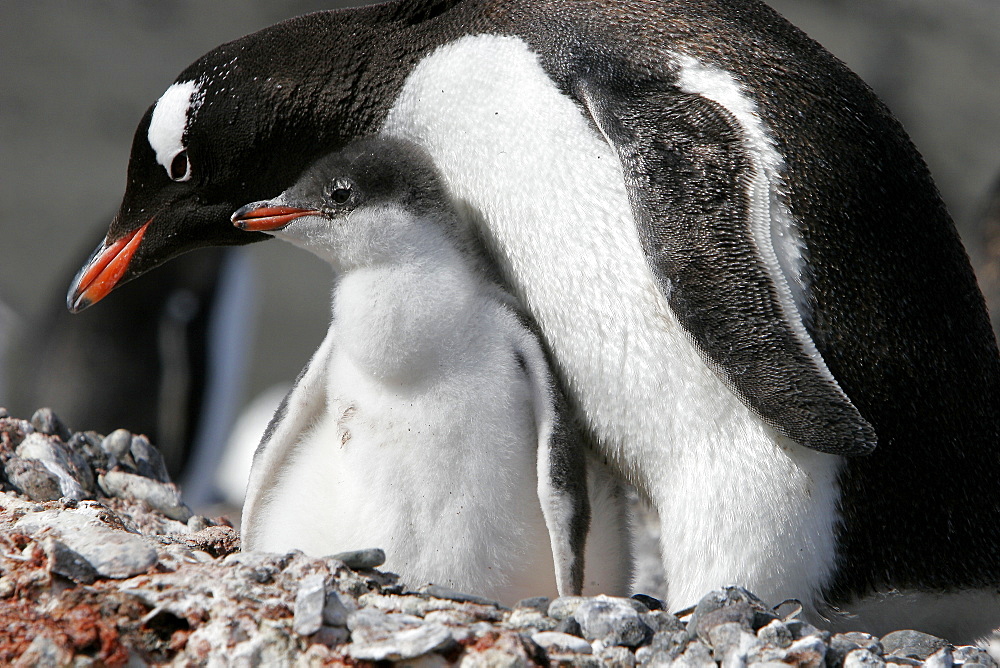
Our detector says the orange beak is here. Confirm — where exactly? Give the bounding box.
[231,205,320,232]
[67,219,151,313]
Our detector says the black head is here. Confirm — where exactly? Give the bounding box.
[231,137,455,236]
[66,1,473,311]
[288,137,451,218]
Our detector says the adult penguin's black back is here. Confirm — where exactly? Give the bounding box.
[65,0,1000,633]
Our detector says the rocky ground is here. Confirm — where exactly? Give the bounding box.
[1,408,997,667]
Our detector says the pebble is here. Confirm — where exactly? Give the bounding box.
[42,536,99,584]
[422,583,501,607]
[758,620,794,649]
[645,609,686,635]
[785,634,827,668]
[332,547,386,569]
[954,646,997,666]
[293,573,327,635]
[882,631,951,661]
[350,621,454,661]
[516,596,552,614]
[29,407,71,440]
[574,595,652,647]
[98,470,192,521]
[845,649,888,668]
[4,457,62,501]
[549,595,591,620]
[101,428,134,461]
[925,647,954,668]
[690,587,775,642]
[324,588,352,626]
[709,621,763,665]
[4,408,1000,667]
[505,607,557,633]
[129,434,170,483]
[532,631,594,654]
[16,432,89,500]
[597,644,637,666]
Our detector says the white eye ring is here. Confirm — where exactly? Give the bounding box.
[169,150,192,182]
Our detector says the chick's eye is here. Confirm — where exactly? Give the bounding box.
[169,150,191,181]
[330,187,351,204]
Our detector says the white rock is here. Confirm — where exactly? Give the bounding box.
[531,631,593,654]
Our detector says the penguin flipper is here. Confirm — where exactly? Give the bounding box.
[575,72,876,456]
[241,327,337,547]
[514,326,590,596]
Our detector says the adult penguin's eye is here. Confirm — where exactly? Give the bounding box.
[170,150,191,181]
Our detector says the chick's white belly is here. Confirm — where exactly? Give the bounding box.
[255,356,559,602]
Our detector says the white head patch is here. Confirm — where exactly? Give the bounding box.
[147,79,204,181]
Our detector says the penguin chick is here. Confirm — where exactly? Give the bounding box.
[232,137,631,603]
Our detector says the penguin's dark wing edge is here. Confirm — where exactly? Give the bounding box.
[512,324,590,596]
[573,67,876,457]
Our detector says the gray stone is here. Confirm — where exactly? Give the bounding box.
[637,629,692,665]
[574,595,651,648]
[925,647,955,668]
[15,508,158,579]
[672,639,717,668]
[549,596,590,620]
[644,610,686,635]
[710,621,764,666]
[293,573,327,636]
[691,587,777,639]
[597,645,637,666]
[532,631,593,655]
[323,588,351,627]
[69,527,158,579]
[101,428,133,461]
[186,515,209,532]
[331,547,385,569]
[786,619,824,640]
[515,596,552,614]
[30,407,72,441]
[129,434,170,483]
[98,470,192,522]
[4,457,62,501]
[505,608,557,633]
[43,536,98,584]
[312,625,350,647]
[349,622,454,661]
[555,616,583,637]
[422,583,500,607]
[758,620,793,649]
[12,634,73,668]
[348,607,424,643]
[842,633,884,657]
[785,635,827,668]
[844,649,887,668]
[68,432,108,471]
[881,631,950,661]
[16,432,89,500]
[953,646,997,667]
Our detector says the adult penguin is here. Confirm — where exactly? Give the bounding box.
[65,0,1000,639]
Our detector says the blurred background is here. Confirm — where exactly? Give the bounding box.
[1,0,998,510]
